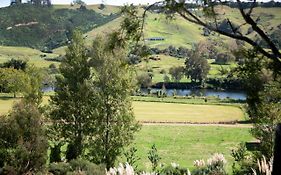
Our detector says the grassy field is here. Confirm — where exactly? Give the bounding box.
[133,101,244,123]
[144,13,205,49]
[0,46,59,68]
[125,125,253,171]
[0,95,245,123]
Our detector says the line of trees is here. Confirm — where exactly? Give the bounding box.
[0,31,140,174]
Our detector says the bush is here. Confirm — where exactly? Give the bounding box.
[0,100,48,174]
[137,73,152,88]
[231,143,257,175]
[159,163,190,175]
[192,153,227,175]
[215,52,235,65]
[49,159,106,175]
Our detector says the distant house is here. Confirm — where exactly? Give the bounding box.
[146,37,165,41]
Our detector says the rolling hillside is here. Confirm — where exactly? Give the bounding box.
[0,4,280,67]
[0,4,120,50]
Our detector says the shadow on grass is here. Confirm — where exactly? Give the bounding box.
[0,96,21,101]
[237,120,252,124]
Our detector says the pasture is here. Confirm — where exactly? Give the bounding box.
[1,95,245,123]
[128,125,253,171]
[133,101,244,123]
[0,46,59,68]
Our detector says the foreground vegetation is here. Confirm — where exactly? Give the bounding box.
[130,125,253,171]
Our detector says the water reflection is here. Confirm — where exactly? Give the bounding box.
[140,88,246,100]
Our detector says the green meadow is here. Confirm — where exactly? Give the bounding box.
[126,125,253,171]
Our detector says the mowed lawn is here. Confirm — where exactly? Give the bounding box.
[131,125,253,171]
[133,101,244,123]
[0,96,244,123]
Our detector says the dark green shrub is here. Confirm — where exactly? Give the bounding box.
[159,164,190,175]
[0,101,48,174]
[49,160,106,175]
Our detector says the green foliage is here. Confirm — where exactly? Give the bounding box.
[169,66,184,82]
[234,49,272,117]
[0,68,27,97]
[49,159,105,175]
[136,73,152,88]
[48,30,93,160]
[120,5,142,42]
[0,100,48,174]
[22,66,45,105]
[184,45,210,84]
[251,79,281,159]
[124,147,140,170]
[49,142,63,163]
[231,143,256,175]
[148,144,161,172]
[86,36,140,169]
[159,163,190,175]
[215,52,235,65]
[1,58,27,70]
[0,4,119,50]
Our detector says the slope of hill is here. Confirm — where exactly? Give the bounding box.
[82,6,281,49]
[0,5,280,58]
[0,4,120,50]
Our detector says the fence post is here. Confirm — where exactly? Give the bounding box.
[272,123,281,175]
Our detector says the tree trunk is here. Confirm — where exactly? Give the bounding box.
[272,123,281,175]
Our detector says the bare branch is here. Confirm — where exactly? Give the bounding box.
[237,0,281,60]
[247,0,257,16]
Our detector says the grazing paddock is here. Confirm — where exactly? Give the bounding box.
[0,96,245,123]
[133,101,245,123]
[131,125,253,171]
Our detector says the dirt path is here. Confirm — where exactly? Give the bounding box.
[141,122,253,128]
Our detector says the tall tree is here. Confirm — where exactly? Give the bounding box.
[87,37,140,169]
[169,66,184,82]
[48,30,93,160]
[184,45,210,84]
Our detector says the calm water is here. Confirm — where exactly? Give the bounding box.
[43,87,247,100]
[140,88,247,100]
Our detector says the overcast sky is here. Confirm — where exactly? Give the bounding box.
[0,0,159,8]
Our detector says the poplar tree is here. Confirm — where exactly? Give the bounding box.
[49,30,93,160]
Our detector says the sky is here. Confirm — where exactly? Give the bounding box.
[0,0,159,8]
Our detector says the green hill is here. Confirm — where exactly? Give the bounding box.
[81,6,281,49]
[0,4,119,50]
[0,5,280,57]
